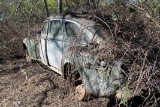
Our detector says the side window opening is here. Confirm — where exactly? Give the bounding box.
[42,22,48,34]
[81,26,101,44]
[65,22,80,41]
[50,20,62,36]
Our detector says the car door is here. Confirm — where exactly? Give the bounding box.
[39,20,49,65]
[46,19,63,74]
[63,20,80,52]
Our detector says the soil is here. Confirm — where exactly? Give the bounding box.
[0,57,111,107]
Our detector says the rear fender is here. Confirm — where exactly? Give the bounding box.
[23,38,39,60]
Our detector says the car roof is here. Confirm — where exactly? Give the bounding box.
[47,14,96,28]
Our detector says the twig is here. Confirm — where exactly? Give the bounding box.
[13,0,24,15]
[94,15,114,38]
[131,3,160,28]
[133,50,148,96]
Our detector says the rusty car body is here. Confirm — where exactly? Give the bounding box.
[23,14,124,100]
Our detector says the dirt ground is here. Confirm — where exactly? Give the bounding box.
[0,57,111,107]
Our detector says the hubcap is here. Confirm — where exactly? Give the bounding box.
[75,84,86,100]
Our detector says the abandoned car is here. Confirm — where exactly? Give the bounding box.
[23,15,125,100]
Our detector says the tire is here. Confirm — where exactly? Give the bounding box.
[63,63,87,100]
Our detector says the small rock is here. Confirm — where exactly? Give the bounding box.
[0,64,3,71]
[20,69,28,79]
[0,64,3,67]
[116,90,123,100]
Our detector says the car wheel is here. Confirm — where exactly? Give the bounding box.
[64,63,87,100]
[26,50,32,62]
[75,84,86,101]
[64,65,82,86]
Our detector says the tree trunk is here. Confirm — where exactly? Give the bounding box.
[58,0,62,14]
[157,0,160,22]
[157,0,160,15]
[76,0,79,6]
[44,0,49,17]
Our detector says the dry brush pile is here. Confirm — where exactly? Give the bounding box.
[75,5,160,106]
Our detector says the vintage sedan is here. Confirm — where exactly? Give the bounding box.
[23,14,124,100]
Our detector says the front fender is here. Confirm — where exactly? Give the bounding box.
[23,38,39,60]
[62,46,125,98]
[81,65,124,97]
